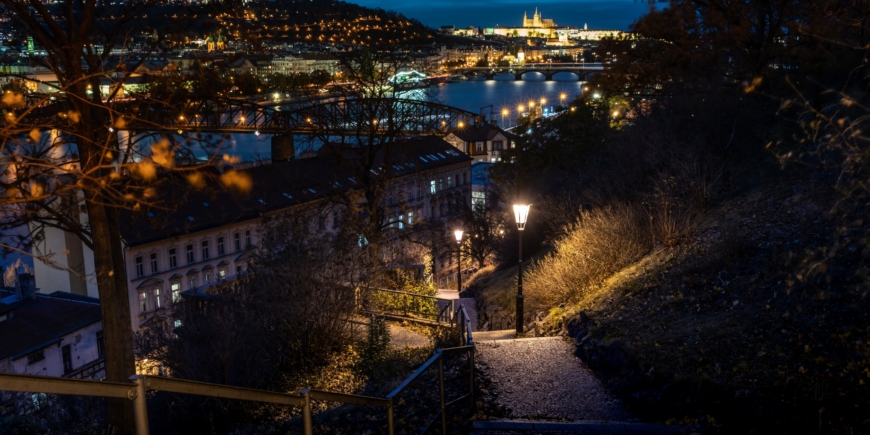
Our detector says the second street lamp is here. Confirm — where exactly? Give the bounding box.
[513,204,530,335]
[454,230,464,293]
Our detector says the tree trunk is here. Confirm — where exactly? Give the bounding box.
[86,196,136,434]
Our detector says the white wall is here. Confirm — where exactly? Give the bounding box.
[1,320,102,379]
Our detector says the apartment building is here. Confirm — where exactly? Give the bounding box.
[119,135,472,333]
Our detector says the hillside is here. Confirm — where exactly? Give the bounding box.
[472,98,870,433]
[119,0,467,48]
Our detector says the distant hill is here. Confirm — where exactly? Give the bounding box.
[136,0,443,48]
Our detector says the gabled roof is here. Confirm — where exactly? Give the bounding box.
[447,123,517,142]
[0,292,101,360]
[119,136,471,248]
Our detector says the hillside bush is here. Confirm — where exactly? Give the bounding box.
[524,203,652,310]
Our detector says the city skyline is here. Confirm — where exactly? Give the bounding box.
[349,0,657,31]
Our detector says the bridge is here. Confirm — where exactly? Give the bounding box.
[5,96,480,136]
[450,62,604,81]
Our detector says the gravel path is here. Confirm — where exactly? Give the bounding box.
[476,337,632,422]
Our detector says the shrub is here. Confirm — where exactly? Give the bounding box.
[524,203,652,309]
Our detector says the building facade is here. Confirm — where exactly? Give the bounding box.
[0,284,104,381]
[444,122,516,164]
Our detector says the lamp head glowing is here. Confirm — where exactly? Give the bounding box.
[454,230,463,242]
[513,204,531,230]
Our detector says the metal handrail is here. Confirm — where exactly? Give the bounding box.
[363,287,456,325]
[0,304,478,435]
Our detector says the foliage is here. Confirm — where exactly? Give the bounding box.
[368,274,439,320]
[489,96,611,196]
[135,209,370,433]
[524,203,652,310]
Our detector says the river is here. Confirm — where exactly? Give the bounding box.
[225,75,586,160]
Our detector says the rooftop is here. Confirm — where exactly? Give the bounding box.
[0,291,101,361]
[120,135,472,247]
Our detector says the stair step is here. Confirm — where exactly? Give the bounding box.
[472,329,516,341]
[472,419,695,434]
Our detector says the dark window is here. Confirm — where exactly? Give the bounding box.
[135,256,144,277]
[62,345,72,373]
[96,330,105,357]
[169,248,177,268]
[150,253,158,274]
[234,233,241,251]
[27,349,45,365]
[245,230,251,248]
[217,237,225,255]
[186,244,195,264]
[201,240,209,259]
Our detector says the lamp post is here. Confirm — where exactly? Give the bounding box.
[454,230,464,293]
[501,108,509,128]
[560,93,567,108]
[513,204,530,335]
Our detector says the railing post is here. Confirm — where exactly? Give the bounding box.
[450,300,455,323]
[468,348,475,412]
[129,375,150,435]
[439,355,447,435]
[301,388,313,435]
[387,398,395,435]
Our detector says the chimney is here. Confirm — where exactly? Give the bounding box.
[271,135,295,162]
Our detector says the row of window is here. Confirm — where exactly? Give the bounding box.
[468,140,510,153]
[135,230,253,278]
[385,171,469,206]
[138,263,246,314]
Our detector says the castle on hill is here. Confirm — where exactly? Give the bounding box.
[523,8,556,28]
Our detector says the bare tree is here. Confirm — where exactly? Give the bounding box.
[0,2,241,432]
[133,207,369,433]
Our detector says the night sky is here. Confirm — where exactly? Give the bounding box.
[349,0,658,31]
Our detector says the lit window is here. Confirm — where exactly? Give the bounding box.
[430,180,436,194]
[138,291,149,313]
[171,282,181,303]
[154,288,162,309]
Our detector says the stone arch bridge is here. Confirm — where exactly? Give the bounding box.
[451,63,604,81]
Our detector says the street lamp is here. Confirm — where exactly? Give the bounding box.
[454,230,464,293]
[560,93,567,107]
[501,108,509,128]
[513,204,530,335]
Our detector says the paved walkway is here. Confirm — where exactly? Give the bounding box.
[476,337,632,422]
